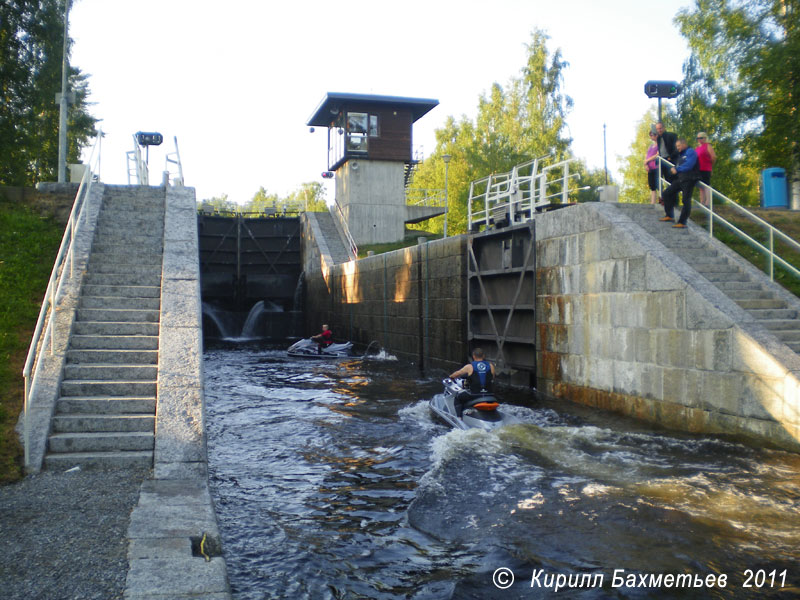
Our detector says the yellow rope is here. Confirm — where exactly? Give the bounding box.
[200,532,210,562]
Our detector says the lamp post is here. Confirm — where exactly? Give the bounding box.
[442,154,451,238]
[57,0,71,183]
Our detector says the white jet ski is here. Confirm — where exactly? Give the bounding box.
[286,338,354,358]
[429,378,519,431]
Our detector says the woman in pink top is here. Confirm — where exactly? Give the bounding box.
[644,130,660,204]
[695,132,716,206]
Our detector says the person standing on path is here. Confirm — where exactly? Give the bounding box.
[659,137,700,228]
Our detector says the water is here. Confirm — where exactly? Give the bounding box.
[204,344,800,599]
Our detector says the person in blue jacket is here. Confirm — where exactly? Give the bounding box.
[659,137,700,228]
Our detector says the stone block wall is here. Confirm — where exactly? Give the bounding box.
[535,202,800,451]
[305,235,469,372]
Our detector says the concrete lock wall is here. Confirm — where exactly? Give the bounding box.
[535,202,800,452]
[305,236,470,372]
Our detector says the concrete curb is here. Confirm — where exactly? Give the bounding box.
[124,186,231,599]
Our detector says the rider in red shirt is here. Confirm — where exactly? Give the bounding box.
[311,324,333,351]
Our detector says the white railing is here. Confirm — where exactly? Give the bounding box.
[405,188,445,207]
[164,136,184,186]
[22,128,103,468]
[331,200,358,259]
[656,156,800,284]
[468,156,577,231]
[126,134,148,185]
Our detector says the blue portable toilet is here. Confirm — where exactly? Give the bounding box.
[761,168,788,208]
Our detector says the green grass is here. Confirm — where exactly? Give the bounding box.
[690,205,800,297]
[0,199,63,482]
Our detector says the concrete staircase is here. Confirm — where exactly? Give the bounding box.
[45,187,165,469]
[618,203,800,354]
[314,210,353,264]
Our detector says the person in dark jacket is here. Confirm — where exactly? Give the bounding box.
[655,121,679,184]
[659,138,700,228]
[449,347,496,416]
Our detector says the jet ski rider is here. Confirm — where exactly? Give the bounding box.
[311,324,333,353]
[448,348,496,416]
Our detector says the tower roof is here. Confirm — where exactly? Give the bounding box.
[307,92,439,127]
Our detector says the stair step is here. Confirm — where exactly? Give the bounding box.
[693,263,741,274]
[724,289,774,300]
[713,280,763,291]
[48,431,154,453]
[80,296,160,310]
[88,263,162,275]
[60,380,157,397]
[85,272,162,286]
[81,284,161,298]
[772,329,800,342]
[63,364,158,381]
[51,414,155,433]
[745,308,797,320]
[73,321,159,336]
[57,397,156,414]
[69,334,159,350]
[735,298,789,310]
[66,349,158,365]
[700,271,751,283]
[44,450,153,470]
[76,308,159,323]
[758,319,800,332]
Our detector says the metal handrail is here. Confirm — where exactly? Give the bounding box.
[164,136,184,186]
[406,188,445,207]
[126,135,148,185]
[22,128,103,468]
[468,156,577,231]
[655,155,800,284]
[331,200,358,259]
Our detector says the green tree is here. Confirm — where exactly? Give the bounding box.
[409,29,573,235]
[285,181,327,212]
[0,0,97,186]
[675,0,800,205]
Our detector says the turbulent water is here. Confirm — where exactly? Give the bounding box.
[204,343,800,600]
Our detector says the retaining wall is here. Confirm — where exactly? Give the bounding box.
[535,202,800,451]
[304,235,469,372]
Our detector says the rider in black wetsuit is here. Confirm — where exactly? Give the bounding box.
[448,348,495,416]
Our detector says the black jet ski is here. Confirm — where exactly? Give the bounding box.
[429,378,519,431]
[287,338,354,358]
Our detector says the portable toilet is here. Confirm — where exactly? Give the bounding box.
[761,168,788,208]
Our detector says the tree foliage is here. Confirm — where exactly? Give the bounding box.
[674,0,800,204]
[0,0,97,186]
[409,29,573,235]
[199,183,328,215]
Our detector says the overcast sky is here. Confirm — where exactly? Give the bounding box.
[69,0,690,204]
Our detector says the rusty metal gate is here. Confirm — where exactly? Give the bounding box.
[467,222,537,387]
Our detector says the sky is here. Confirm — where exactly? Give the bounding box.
[69,0,691,204]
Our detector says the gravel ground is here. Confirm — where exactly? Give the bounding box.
[0,466,149,600]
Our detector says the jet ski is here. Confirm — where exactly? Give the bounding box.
[429,378,519,431]
[287,338,353,358]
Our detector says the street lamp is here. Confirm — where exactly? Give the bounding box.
[442,154,451,238]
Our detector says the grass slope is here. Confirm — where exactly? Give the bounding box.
[0,200,63,482]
